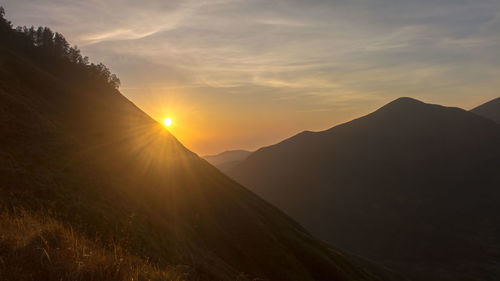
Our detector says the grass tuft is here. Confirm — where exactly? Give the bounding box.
[0,207,190,281]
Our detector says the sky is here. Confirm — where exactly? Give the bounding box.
[2,0,500,155]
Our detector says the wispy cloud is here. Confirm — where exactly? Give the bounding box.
[3,0,500,154]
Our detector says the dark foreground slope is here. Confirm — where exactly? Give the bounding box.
[229,98,500,281]
[471,97,500,124]
[0,17,403,281]
[204,150,252,173]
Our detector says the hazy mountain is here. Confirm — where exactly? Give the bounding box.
[204,150,252,172]
[0,13,404,281]
[229,97,500,281]
[471,97,500,124]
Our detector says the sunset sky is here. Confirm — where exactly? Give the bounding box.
[3,0,500,155]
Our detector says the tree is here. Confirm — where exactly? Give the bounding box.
[54,32,69,58]
[0,7,121,89]
[41,27,54,51]
[0,7,12,33]
[68,46,83,64]
[109,74,121,89]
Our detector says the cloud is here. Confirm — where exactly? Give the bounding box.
[3,0,500,153]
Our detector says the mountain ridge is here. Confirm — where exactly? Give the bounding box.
[0,13,404,281]
[203,150,252,173]
[229,97,500,281]
[471,97,500,124]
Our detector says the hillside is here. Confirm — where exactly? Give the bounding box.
[471,97,500,124]
[229,97,500,281]
[204,150,252,172]
[0,11,403,281]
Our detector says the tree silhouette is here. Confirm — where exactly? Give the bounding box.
[0,7,11,32]
[0,7,120,89]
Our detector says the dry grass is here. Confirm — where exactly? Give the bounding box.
[0,207,190,281]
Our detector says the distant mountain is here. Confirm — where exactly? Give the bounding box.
[471,97,500,124]
[0,12,404,281]
[204,150,252,172]
[229,97,500,281]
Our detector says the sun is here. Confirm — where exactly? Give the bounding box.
[163,117,172,127]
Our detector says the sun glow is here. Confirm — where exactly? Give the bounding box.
[163,118,172,127]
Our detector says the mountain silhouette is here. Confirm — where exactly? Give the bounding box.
[0,12,405,281]
[471,97,500,124]
[229,97,500,281]
[204,150,252,172]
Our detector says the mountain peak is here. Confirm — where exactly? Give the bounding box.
[370,97,444,119]
[229,95,500,281]
[393,96,424,104]
[382,97,426,110]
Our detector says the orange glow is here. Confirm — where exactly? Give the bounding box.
[128,89,313,155]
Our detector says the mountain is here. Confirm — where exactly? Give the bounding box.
[0,12,404,281]
[471,97,500,124]
[204,150,252,172]
[229,97,500,281]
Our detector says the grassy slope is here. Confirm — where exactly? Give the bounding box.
[0,205,189,281]
[0,44,404,281]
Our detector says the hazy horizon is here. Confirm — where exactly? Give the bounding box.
[3,0,499,155]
